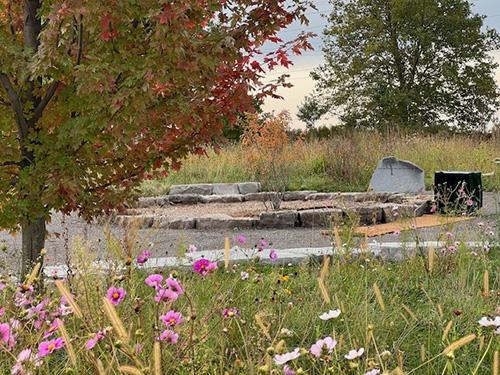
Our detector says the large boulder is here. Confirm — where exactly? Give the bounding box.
[369,156,425,193]
[169,184,213,195]
[258,211,298,228]
[299,208,343,228]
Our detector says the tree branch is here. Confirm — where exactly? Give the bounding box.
[0,72,28,137]
[32,81,59,123]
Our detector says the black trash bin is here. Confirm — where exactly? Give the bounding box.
[434,171,482,214]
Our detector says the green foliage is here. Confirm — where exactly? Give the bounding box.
[300,0,500,131]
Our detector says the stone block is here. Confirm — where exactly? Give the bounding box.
[237,182,261,195]
[283,191,316,201]
[244,192,279,202]
[169,184,213,195]
[136,197,158,208]
[299,208,343,228]
[196,214,255,230]
[258,211,298,228]
[353,192,394,203]
[199,195,243,203]
[168,194,200,204]
[212,183,240,195]
[153,217,196,230]
[155,196,170,206]
[116,215,154,228]
[306,193,336,201]
[349,206,383,225]
[380,203,420,223]
[369,156,425,193]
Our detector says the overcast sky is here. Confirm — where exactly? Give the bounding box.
[261,0,500,128]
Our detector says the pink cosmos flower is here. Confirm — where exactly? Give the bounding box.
[0,323,11,344]
[0,282,5,291]
[166,277,184,295]
[145,274,163,288]
[430,204,437,213]
[187,244,197,253]
[85,331,105,350]
[393,229,400,236]
[466,198,474,207]
[43,320,59,338]
[11,348,39,375]
[284,365,296,375]
[160,310,183,327]
[0,307,4,317]
[310,336,337,357]
[274,348,301,365]
[106,287,126,306]
[159,330,179,344]
[235,234,247,245]
[222,307,240,318]
[269,249,278,262]
[258,238,270,249]
[137,250,152,265]
[154,288,178,303]
[345,347,364,360]
[365,370,381,375]
[193,258,217,276]
[37,337,64,358]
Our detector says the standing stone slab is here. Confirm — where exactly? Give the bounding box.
[169,184,213,195]
[258,211,298,228]
[237,182,261,195]
[369,156,425,193]
[299,208,343,228]
[212,183,240,195]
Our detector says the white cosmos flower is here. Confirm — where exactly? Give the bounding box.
[345,347,364,360]
[274,348,301,365]
[478,317,494,327]
[319,309,341,320]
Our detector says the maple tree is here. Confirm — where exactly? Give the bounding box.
[0,0,314,277]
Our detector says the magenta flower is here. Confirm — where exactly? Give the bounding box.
[166,277,184,295]
[193,258,217,276]
[269,249,278,262]
[274,348,301,365]
[0,323,11,344]
[284,365,296,375]
[154,288,178,303]
[160,310,183,327]
[235,234,247,245]
[85,331,105,350]
[466,198,474,207]
[137,250,152,265]
[145,274,163,288]
[310,336,337,357]
[106,287,126,306]
[43,320,59,338]
[159,330,179,344]
[222,307,240,318]
[37,337,64,358]
[258,238,270,249]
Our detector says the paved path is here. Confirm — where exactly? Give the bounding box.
[0,193,497,273]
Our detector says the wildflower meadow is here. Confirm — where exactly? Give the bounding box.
[0,227,498,375]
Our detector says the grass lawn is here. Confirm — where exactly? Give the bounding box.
[0,232,499,374]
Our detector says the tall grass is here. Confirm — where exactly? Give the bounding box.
[141,132,500,195]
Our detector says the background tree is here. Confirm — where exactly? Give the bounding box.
[300,0,500,131]
[0,0,313,277]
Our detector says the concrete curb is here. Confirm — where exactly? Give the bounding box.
[44,241,486,278]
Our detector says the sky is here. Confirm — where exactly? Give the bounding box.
[261,0,500,129]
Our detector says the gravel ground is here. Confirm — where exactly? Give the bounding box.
[0,193,497,273]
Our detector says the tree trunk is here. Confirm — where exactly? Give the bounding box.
[20,216,46,279]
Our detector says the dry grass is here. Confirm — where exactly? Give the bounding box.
[141,132,500,195]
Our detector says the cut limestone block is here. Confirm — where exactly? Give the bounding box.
[212,183,240,195]
[244,192,279,202]
[346,206,384,225]
[153,217,196,230]
[136,197,159,208]
[199,195,244,203]
[283,191,317,201]
[196,214,255,230]
[306,193,337,201]
[379,203,422,223]
[169,184,213,195]
[258,211,298,228]
[369,156,425,193]
[168,194,200,205]
[237,182,261,195]
[299,208,343,228]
